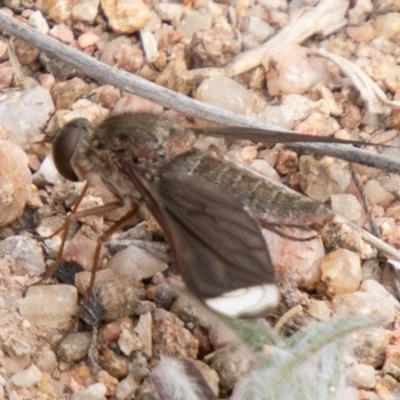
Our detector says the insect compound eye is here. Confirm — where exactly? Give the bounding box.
[52,119,88,182]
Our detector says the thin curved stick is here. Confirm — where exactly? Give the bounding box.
[1,12,400,173]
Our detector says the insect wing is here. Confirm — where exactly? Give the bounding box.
[153,173,276,300]
[120,161,278,316]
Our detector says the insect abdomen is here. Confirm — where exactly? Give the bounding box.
[165,150,334,229]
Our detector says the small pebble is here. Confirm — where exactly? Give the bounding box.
[177,10,212,39]
[101,0,151,34]
[28,10,49,33]
[348,363,376,389]
[0,86,55,143]
[153,319,198,359]
[0,235,45,277]
[100,37,144,73]
[383,345,400,380]
[99,346,129,379]
[263,43,325,95]
[75,269,115,295]
[134,312,152,358]
[77,32,100,49]
[347,25,376,42]
[102,317,133,342]
[306,299,331,321]
[14,39,40,65]
[154,3,183,22]
[96,274,144,321]
[209,347,251,397]
[332,279,399,323]
[150,284,176,310]
[374,13,400,40]
[115,374,140,400]
[71,382,107,400]
[11,365,43,388]
[49,23,74,44]
[34,349,58,374]
[118,328,142,357]
[113,93,163,115]
[72,0,99,24]
[321,248,362,296]
[58,332,92,363]
[263,228,325,289]
[350,328,388,367]
[196,77,258,115]
[248,16,274,41]
[62,233,99,272]
[299,156,340,203]
[140,30,159,62]
[107,245,168,281]
[18,285,77,329]
[190,22,241,68]
[364,179,387,205]
[331,194,363,222]
[52,77,91,110]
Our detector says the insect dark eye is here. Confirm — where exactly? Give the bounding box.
[52,121,82,182]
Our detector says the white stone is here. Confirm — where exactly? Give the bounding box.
[248,16,274,41]
[107,245,168,280]
[331,194,363,222]
[263,44,325,95]
[115,374,139,400]
[348,363,376,389]
[307,299,331,321]
[140,30,159,62]
[196,77,257,115]
[18,285,77,329]
[258,0,287,9]
[374,13,400,40]
[143,11,162,32]
[118,328,142,356]
[71,383,107,400]
[154,3,184,22]
[0,86,55,144]
[178,10,213,39]
[250,159,280,181]
[135,312,152,358]
[72,0,100,24]
[332,279,399,323]
[28,10,49,34]
[364,179,387,204]
[11,365,42,388]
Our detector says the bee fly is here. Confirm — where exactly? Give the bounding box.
[52,112,371,318]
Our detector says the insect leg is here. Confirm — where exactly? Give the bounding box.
[73,206,139,322]
[38,182,124,283]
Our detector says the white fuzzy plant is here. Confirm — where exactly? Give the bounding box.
[228,317,367,400]
[150,316,379,400]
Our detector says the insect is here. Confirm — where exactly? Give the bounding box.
[52,112,372,318]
